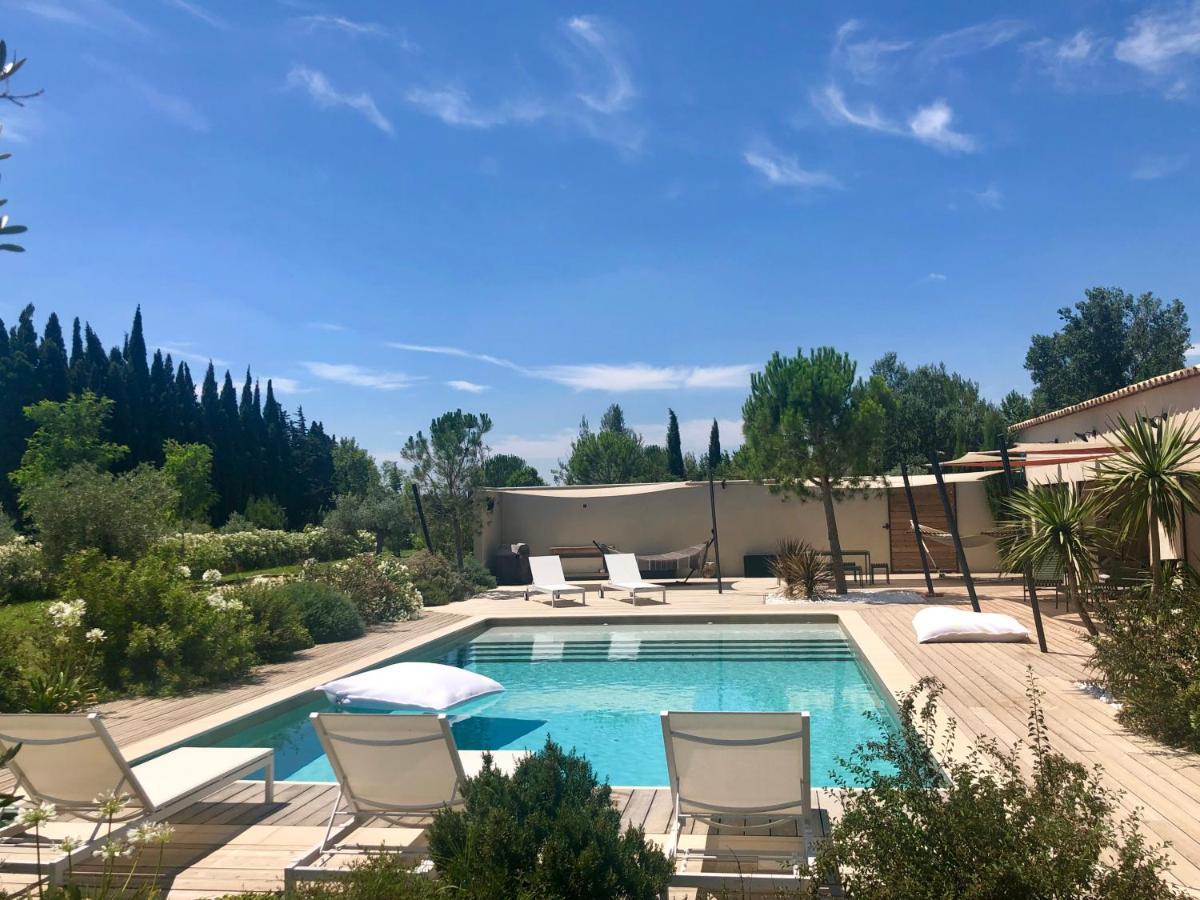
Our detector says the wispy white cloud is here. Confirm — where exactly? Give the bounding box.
[265,376,314,395]
[85,58,209,131]
[302,362,418,390]
[917,19,1027,67]
[907,100,975,152]
[536,363,754,392]
[159,343,227,368]
[815,84,976,153]
[1132,153,1189,180]
[162,0,226,29]
[1187,343,1200,358]
[562,15,636,114]
[294,14,418,49]
[1023,30,1106,88]
[404,86,545,129]
[832,20,912,83]
[922,272,947,282]
[388,342,752,391]
[743,144,841,190]
[10,0,149,35]
[491,428,577,462]
[1116,3,1200,74]
[447,379,490,393]
[287,65,393,134]
[387,342,523,370]
[308,321,348,332]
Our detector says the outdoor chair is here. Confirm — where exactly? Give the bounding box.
[599,553,667,605]
[0,713,273,886]
[525,556,587,607]
[284,712,466,888]
[659,710,817,890]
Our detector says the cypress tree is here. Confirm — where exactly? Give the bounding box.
[82,324,109,394]
[666,408,685,479]
[69,317,83,368]
[707,419,721,471]
[38,312,70,402]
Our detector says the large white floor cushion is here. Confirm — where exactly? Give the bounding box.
[912,607,1030,644]
[320,662,503,712]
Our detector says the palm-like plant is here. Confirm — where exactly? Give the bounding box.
[1093,413,1200,577]
[999,480,1112,636]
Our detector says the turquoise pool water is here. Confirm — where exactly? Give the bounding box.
[193,622,896,786]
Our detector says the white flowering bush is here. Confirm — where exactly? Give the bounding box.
[162,525,372,573]
[23,597,106,712]
[316,552,423,625]
[0,535,53,602]
[201,568,223,583]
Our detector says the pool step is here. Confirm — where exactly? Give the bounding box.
[449,638,860,664]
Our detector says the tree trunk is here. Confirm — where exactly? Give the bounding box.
[1148,507,1161,595]
[451,517,464,569]
[1067,569,1098,636]
[820,476,848,595]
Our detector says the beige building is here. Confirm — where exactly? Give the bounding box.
[1009,364,1200,568]
[476,474,1001,578]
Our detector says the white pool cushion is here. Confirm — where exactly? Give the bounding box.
[912,607,1030,644]
[320,662,504,712]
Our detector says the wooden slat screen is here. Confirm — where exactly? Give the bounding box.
[887,484,958,572]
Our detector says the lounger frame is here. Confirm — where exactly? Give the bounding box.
[0,713,272,886]
[524,555,587,607]
[284,713,466,888]
[659,710,816,890]
[599,553,667,606]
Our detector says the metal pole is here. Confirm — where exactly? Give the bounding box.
[411,483,433,552]
[708,465,724,594]
[900,461,937,597]
[998,438,1048,653]
[927,452,981,613]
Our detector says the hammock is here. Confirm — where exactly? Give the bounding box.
[913,522,1002,549]
[592,538,714,583]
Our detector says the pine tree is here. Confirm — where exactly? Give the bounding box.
[707,419,721,471]
[666,409,685,479]
[38,312,69,402]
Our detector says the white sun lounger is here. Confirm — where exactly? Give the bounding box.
[284,712,467,887]
[600,553,666,605]
[660,710,815,890]
[0,713,273,885]
[525,555,587,607]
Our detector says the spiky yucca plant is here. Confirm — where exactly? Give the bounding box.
[770,538,832,599]
[1094,413,1200,576]
[999,480,1111,636]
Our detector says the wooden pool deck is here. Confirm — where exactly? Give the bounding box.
[3,577,1199,897]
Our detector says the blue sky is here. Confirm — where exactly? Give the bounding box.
[3,1,1199,477]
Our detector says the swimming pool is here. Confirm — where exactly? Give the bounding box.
[191,621,897,786]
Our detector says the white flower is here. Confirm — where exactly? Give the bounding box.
[85,628,107,644]
[18,802,56,827]
[177,564,192,579]
[95,790,129,819]
[202,569,223,583]
[206,591,244,613]
[47,598,86,629]
[131,821,174,845]
[95,839,133,861]
[58,835,81,853]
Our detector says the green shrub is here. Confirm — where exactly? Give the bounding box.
[1093,574,1200,751]
[405,550,494,606]
[58,552,257,695]
[427,738,671,899]
[285,854,442,899]
[312,553,422,624]
[21,463,179,564]
[0,536,54,603]
[245,495,288,530]
[279,581,364,643]
[230,581,315,662]
[165,525,372,573]
[803,673,1184,899]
